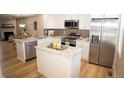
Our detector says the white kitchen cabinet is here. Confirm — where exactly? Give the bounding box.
[43,14,65,28]
[15,39,37,62]
[36,45,81,77]
[65,14,79,20]
[91,14,120,18]
[79,14,91,29]
[16,40,26,62]
[76,39,90,61]
[82,40,90,61]
[43,14,91,29]
[65,14,90,29]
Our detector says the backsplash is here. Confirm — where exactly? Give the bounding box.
[44,29,89,38]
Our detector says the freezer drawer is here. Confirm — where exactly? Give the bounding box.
[25,41,37,60]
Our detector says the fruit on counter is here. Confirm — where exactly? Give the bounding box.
[51,42,61,49]
[56,43,61,49]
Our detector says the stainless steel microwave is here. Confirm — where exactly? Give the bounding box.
[64,20,79,29]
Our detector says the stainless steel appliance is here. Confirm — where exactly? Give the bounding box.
[25,41,37,60]
[61,32,81,47]
[89,18,119,67]
[64,20,79,29]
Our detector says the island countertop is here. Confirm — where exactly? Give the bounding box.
[35,45,81,58]
[36,44,81,77]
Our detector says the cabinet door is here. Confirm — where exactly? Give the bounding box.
[44,14,65,28]
[55,15,65,28]
[83,15,91,29]
[16,42,20,58]
[76,40,83,59]
[81,41,90,61]
[76,40,83,47]
[16,42,25,60]
[78,14,90,29]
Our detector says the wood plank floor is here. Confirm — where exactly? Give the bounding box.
[0,41,111,78]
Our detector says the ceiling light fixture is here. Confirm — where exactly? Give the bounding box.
[19,24,26,28]
[19,15,26,28]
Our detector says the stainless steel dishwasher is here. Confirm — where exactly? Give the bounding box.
[25,41,37,60]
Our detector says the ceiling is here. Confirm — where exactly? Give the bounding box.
[0,14,36,20]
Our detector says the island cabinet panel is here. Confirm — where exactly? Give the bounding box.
[16,41,26,61]
[36,50,71,77]
[76,39,90,61]
[15,39,37,62]
[36,46,81,78]
[71,53,81,77]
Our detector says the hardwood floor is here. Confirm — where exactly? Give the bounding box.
[0,41,111,78]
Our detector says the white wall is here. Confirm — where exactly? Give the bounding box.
[0,19,17,30]
[113,14,124,77]
[0,19,17,39]
[16,14,44,36]
[0,19,16,29]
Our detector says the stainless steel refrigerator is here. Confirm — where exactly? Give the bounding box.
[89,18,119,67]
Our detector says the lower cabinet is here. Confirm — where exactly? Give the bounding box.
[16,41,25,61]
[16,40,37,62]
[76,40,90,61]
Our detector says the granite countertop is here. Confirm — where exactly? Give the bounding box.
[37,36,64,40]
[35,45,81,58]
[15,37,38,43]
[76,37,90,42]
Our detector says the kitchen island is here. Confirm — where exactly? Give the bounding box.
[35,45,81,78]
[15,37,37,62]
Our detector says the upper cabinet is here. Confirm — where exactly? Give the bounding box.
[43,14,91,30]
[91,14,120,18]
[43,14,65,28]
[79,14,90,30]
